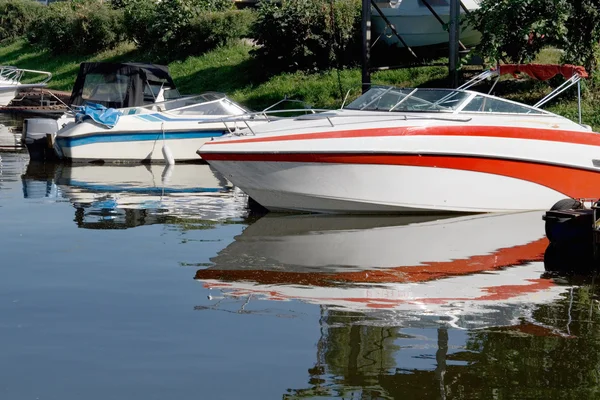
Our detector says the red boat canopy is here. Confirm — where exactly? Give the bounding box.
[497,64,589,80]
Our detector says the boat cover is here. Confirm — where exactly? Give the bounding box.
[74,103,122,129]
[498,64,588,80]
[68,62,177,108]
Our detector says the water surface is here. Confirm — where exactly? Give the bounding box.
[1,118,599,399]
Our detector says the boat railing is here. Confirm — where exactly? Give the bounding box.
[459,64,588,124]
[0,66,52,85]
[217,110,472,136]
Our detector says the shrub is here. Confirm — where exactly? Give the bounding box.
[469,0,570,65]
[252,0,362,74]
[28,0,126,55]
[0,0,44,42]
[188,10,255,54]
[122,0,244,61]
[562,1,600,73]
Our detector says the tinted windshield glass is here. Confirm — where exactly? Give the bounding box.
[461,95,545,114]
[345,87,548,115]
[345,87,470,112]
[81,73,129,106]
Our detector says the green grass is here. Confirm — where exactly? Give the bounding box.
[1,38,598,130]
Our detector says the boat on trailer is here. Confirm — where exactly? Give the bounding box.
[198,63,598,214]
[23,62,182,162]
[0,66,52,106]
[371,0,482,48]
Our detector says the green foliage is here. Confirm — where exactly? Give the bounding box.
[470,0,570,64]
[0,0,44,42]
[27,0,126,55]
[121,0,157,51]
[121,0,240,61]
[252,0,362,74]
[188,10,256,54]
[562,1,600,73]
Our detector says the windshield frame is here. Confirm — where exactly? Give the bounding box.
[344,85,553,116]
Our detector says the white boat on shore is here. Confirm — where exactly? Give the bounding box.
[371,0,482,48]
[198,64,597,214]
[0,66,52,106]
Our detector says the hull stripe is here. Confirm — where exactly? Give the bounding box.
[57,130,225,147]
[201,125,600,146]
[201,153,600,198]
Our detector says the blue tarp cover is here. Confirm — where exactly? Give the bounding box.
[74,103,122,129]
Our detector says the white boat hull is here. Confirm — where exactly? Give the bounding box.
[208,160,567,213]
[56,133,221,163]
[0,86,17,106]
[54,95,265,163]
[371,0,481,48]
[371,12,481,48]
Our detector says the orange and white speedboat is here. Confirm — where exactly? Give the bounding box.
[198,64,599,214]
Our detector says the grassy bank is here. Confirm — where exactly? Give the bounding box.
[2,38,598,130]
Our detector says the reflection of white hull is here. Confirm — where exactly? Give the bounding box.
[195,211,565,328]
[371,0,481,48]
[22,163,248,226]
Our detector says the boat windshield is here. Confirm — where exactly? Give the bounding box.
[126,92,251,117]
[345,86,548,115]
[345,87,470,112]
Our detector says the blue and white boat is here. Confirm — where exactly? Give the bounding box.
[24,62,183,162]
[53,92,267,163]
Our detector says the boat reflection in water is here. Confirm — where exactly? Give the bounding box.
[196,211,568,329]
[196,212,585,398]
[21,162,249,229]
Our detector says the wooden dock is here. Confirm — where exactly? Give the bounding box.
[0,88,69,116]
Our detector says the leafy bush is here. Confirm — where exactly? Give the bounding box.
[562,1,600,73]
[122,0,159,51]
[0,0,44,42]
[470,0,570,65]
[28,0,126,54]
[252,0,362,74]
[121,0,244,61]
[188,10,255,54]
[471,0,600,75]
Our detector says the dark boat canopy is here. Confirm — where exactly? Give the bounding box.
[69,62,180,109]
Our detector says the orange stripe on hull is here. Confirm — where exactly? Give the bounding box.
[201,125,600,146]
[202,153,600,199]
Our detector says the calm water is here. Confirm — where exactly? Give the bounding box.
[1,114,599,399]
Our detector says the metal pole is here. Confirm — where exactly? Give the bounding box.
[371,0,417,58]
[448,0,460,88]
[578,79,582,124]
[361,0,371,93]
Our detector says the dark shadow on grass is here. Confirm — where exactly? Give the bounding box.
[174,56,267,97]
